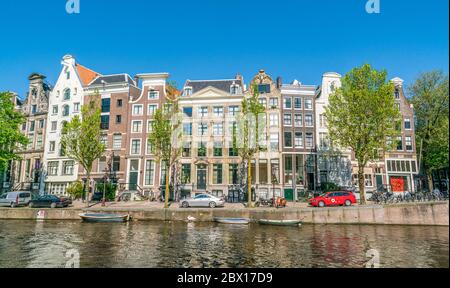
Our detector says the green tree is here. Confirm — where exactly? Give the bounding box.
[325,64,401,204]
[409,71,449,191]
[60,98,105,207]
[0,92,28,173]
[148,100,181,208]
[236,84,266,208]
[66,181,84,200]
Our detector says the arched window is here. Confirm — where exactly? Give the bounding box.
[62,105,70,116]
[63,89,71,100]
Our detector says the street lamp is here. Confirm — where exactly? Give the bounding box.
[102,167,109,207]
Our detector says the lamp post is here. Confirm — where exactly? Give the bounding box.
[102,168,108,207]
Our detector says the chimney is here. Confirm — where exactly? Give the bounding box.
[134,75,140,87]
[276,76,282,89]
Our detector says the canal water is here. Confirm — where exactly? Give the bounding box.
[0,220,448,268]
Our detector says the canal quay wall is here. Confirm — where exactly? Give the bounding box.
[0,201,449,226]
[0,202,448,226]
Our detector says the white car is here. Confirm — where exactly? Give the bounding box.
[0,191,32,208]
[180,194,225,208]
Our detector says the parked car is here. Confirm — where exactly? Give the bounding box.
[180,194,225,208]
[0,191,32,208]
[28,195,71,208]
[309,191,357,207]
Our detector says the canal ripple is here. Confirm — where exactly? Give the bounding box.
[0,220,448,268]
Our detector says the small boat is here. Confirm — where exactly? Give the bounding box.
[214,217,250,224]
[79,213,131,223]
[258,219,302,227]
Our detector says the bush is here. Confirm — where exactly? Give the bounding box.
[66,181,84,200]
[95,182,117,201]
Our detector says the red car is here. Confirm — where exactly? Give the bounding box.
[309,191,356,207]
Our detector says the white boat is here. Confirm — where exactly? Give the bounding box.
[214,217,250,224]
[79,213,131,222]
[258,219,302,226]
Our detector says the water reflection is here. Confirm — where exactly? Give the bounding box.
[0,220,448,268]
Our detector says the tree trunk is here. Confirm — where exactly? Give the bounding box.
[85,171,90,208]
[427,170,434,192]
[248,159,252,208]
[358,164,366,205]
[165,164,170,209]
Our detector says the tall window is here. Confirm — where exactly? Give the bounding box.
[133,105,143,116]
[198,123,208,136]
[48,161,58,176]
[258,84,270,94]
[304,99,313,110]
[181,164,191,184]
[101,115,109,130]
[259,98,267,107]
[116,115,122,124]
[117,99,123,107]
[283,114,292,126]
[131,139,141,155]
[305,133,313,148]
[305,114,313,126]
[63,89,71,100]
[229,164,239,184]
[182,142,191,157]
[405,136,413,151]
[183,123,192,136]
[62,161,74,175]
[270,133,279,151]
[213,123,223,136]
[284,155,293,184]
[101,98,111,113]
[100,134,108,147]
[36,134,43,149]
[62,105,70,116]
[319,132,328,149]
[132,121,143,133]
[295,132,303,148]
[74,103,80,113]
[198,142,207,157]
[319,114,327,128]
[404,118,411,130]
[31,105,37,114]
[198,106,208,117]
[229,106,239,116]
[144,160,155,186]
[294,114,302,127]
[213,142,222,157]
[213,106,223,117]
[112,156,120,172]
[284,97,292,109]
[294,97,302,109]
[52,105,58,114]
[269,98,278,108]
[284,132,292,148]
[98,157,106,173]
[113,134,122,149]
[397,136,403,150]
[49,141,56,152]
[230,84,240,95]
[269,114,279,127]
[213,164,223,184]
[394,88,400,99]
[148,104,158,115]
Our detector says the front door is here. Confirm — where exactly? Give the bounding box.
[129,160,139,191]
[197,164,207,190]
[284,188,294,201]
[375,175,383,191]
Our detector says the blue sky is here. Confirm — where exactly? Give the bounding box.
[0,0,448,98]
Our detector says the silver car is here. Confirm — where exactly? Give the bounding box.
[0,191,32,208]
[180,193,225,208]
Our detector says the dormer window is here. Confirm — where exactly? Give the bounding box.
[230,83,240,95]
[31,88,37,98]
[148,90,159,100]
[183,87,193,97]
[258,84,270,94]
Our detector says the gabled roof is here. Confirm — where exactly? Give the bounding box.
[184,79,243,94]
[89,74,135,86]
[75,64,101,86]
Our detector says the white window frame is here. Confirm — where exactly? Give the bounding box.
[132,120,143,133]
[113,134,122,150]
[132,104,144,116]
[130,139,141,155]
[148,90,159,100]
[147,104,158,116]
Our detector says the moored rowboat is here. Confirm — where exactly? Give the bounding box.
[258,219,302,226]
[214,217,250,224]
[79,213,131,223]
